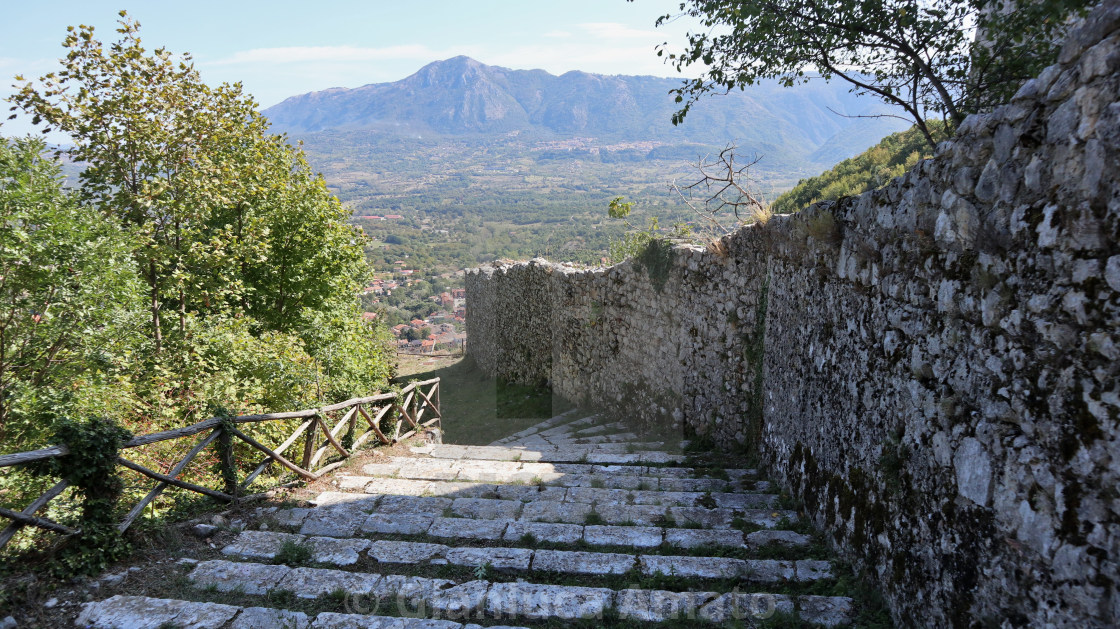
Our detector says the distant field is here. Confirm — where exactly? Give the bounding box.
[298,132,814,276]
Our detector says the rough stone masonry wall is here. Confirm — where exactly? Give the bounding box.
[464,6,1120,627]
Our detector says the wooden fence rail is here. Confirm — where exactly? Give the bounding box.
[0,378,440,551]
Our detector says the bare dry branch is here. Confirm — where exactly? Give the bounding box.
[670,144,770,241]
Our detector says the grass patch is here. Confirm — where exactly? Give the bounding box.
[274,540,312,566]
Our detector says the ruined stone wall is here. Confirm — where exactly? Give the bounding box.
[465,6,1120,626]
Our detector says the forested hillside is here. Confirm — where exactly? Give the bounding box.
[771,123,946,214]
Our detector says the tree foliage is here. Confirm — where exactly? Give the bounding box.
[771,122,946,213]
[9,12,370,351]
[653,0,1094,146]
[0,15,396,557]
[0,136,140,442]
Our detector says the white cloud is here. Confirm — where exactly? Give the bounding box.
[479,41,685,79]
[579,22,659,40]
[207,44,446,67]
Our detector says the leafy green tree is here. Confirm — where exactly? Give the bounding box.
[9,12,370,352]
[8,14,386,421]
[0,136,140,443]
[10,14,242,350]
[234,138,370,333]
[652,0,1094,146]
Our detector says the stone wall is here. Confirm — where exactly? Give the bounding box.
[464,6,1120,627]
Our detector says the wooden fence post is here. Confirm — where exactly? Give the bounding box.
[217,422,238,497]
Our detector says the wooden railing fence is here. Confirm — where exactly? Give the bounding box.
[0,378,440,551]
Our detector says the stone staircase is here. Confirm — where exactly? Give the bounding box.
[76,410,860,628]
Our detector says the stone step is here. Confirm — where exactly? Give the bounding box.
[333,475,780,509]
[269,501,806,549]
[356,459,764,492]
[219,530,827,581]
[488,411,591,446]
[283,494,797,534]
[185,560,854,625]
[504,439,670,451]
[400,457,760,480]
[506,425,640,447]
[410,443,685,465]
[570,421,627,437]
[76,594,532,629]
[361,456,756,483]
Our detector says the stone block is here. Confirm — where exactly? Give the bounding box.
[338,475,374,490]
[375,495,452,515]
[665,528,745,548]
[697,592,795,623]
[360,462,404,477]
[493,484,567,502]
[746,529,810,547]
[666,506,735,529]
[445,546,533,571]
[231,606,311,629]
[484,582,614,620]
[796,559,834,581]
[711,493,778,509]
[583,524,663,548]
[361,513,434,535]
[450,497,523,519]
[299,509,367,537]
[427,580,491,620]
[272,508,313,528]
[633,490,702,506]
[615,589,719,622]
[594,504,667,526]
[658,477,729,492]
[310,612,459,628]
[799,595,855,627]
[564,487,632,505]
[76,596,240,629]
[639,555,746,579]
[188,560,290,595]
[503,521,584,544]
[368,540,447,564]
[371,575,455,604]
[591,464,643,476]
[744,559,797,582]
[550,463,594,475]
[311,492,381,510]
[221,530,302,560]
[306,536,372,566]
[363,478,434,496]
[531,549,635,575]
[427,517,508,540]
[425,481,494,498]
[278,566,379,599]
[519,500,592,524]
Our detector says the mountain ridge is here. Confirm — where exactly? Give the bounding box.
[263,56,908,169]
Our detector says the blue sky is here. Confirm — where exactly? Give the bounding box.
[2,1,701,135]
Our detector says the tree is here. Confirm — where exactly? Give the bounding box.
[652,0,1094,147]
[0,136,140,441]
[7,14,388,421]
[9,12,370,352]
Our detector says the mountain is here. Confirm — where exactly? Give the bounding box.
[263,56,907,170]
[258,57,911,276]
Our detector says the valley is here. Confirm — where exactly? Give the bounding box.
[266,57,909,279]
